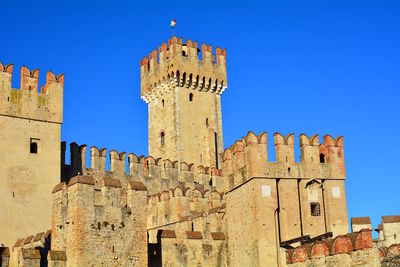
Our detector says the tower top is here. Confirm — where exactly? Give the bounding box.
[140,36,227,103]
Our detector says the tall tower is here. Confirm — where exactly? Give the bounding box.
[0,63,63,246]
[140,37,227,168]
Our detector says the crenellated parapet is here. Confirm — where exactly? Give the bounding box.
[286,229,374,266]
[223,131,346,191]
[147,185,225,233]
[61,142,224,194]
[140,36,227,103]
[51,176,148,266]
[0,62,64,123]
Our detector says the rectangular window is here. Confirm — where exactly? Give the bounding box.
[310,202,321,216]
[30,138,40,154]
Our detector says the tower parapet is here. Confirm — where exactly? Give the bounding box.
[140,36,227,103]
[0,62,64,123]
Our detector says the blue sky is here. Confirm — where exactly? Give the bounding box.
[2,0,399,233]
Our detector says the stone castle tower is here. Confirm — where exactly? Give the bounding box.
[140,36,227,168]
[0,63,64,246]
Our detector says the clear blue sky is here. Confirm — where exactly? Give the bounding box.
[2,0,399,233]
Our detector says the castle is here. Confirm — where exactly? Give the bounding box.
[0,37,399,266]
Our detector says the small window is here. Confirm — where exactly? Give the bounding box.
[189,93,193,102]
[310,202,321,216]
[209,178,213,186]
[206,118,209,128]
[395,234,397,240]
[162,99,165,107]
[320,153,325,163]
[286,156,288,162]
[160,132,165,146]
[287,167,291,174]
[30,138,39,154]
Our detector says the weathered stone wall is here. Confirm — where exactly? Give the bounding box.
[0,63,63,247]
[223,131,349,266]
[0,247,10,267]
[51,176,147,266]
[61,142,224,195]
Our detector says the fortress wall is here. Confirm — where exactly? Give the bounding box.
[0,63,63,247]
[61,142,224,195]
[51,176,147,266]
[223,131,348,266]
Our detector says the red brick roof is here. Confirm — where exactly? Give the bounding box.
[68,175,95,187]
[382,215,400,223]
[102,178,121,188]
[160,230,176,238]
[52,182,66,193]
[351,217,371,225]
[211,232,226,240]
[128,181,147,191]
[186,231,203,239]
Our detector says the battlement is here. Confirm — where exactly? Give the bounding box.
[0,62,64,123]
[62,142,224,194]
[284,229,400,266]
[223,131,346,190]
[140,37,227,103]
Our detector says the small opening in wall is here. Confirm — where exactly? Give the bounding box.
[395,234,397,240]
[160,132,165,146]
[162,99,164,107]
[191,222,194,231]
[29,85,32,91]
[209,178,213,186]
[206,118,209,128]
[189,93,193,102]
[310,202,321,216]
[30,139,39,154]
[200,154,202,163]
[320,153,325,163]
[182,51,187,56]
[112,246,114,252]
[12,192,15,198]
[287,167,291,174]
[286,156,288,162]
[7,97,9,102]
[311,157,313,162]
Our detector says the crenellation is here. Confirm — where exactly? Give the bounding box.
[0,63,64,123]
[141,36,227,103]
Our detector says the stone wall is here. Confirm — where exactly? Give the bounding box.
[0,63,63,247]
[51,176,147,266]
[61,142,224,195]
[223,131,349,266]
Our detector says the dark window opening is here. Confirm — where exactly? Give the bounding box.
[12,192,15,198]
[200,154,202,163]
[162,99,164,107]
[395,234,397,240]
[209,178,213,186]
[287,167,291,174]
[182,51,187,56]
[29,86,32,91]
[320,153,325,163]
[7,97,9,102]
[191,222,194,231]
[206,118,209,128]
[310,202,321,216]
[189,93,193,102]
[160,132,165,146]
[30,140,38,154]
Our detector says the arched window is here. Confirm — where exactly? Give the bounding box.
[160,132,165,146]
[320,153,325,163]
[189,93,193,102]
